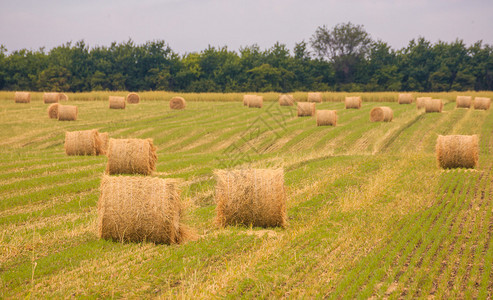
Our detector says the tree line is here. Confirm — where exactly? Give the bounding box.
[0,23,492,92]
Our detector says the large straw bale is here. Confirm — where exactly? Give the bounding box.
[297,102,316,117]
[436,135,478,169]
[98,132,109,155]
[126,92,140,104]
[370,106,393,122]
[109,96,126,109]
[170,97,186,110]
[248,96,263,108]
[316,110,337,126]
[43,92,60,104]
[243,95,256,106]
[65,129,102,156]
[215,169,287,228]
[58,105,78,121]
[473,97,491,110]
[15,92,30,103]
[106,138,157,175]
[425,99,443,113]
[59,93,68,101]
[416,97,431,109]
[307,92,322,103]
[398,93,413,104]
[456,96,472,108]
[279,94,294,106]
[47,103,59,119]
[98,175,194,244]
[345,96,362,109]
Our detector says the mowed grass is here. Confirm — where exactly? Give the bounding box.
[1,94,493,298]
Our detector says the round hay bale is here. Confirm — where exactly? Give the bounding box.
[297,102,316,117]
[248,96,263,108]
[279,94,294,106]
[109,96,126,109]
[398,93,413,104]
[243,95,256,106]
[456,96,472,108]
[425,99,443,113]
[170,97,186,110]
[58,105,78,121]
[416,97,431,109]
[43,92,60,104]
[47,103,59,119]
[316,110,337,126]
[473,97,491,110]
[14,92,30,103]
[65,129,102,156]
[126,92,140,104]
[214,168,287,228]
[106,138,157,175]
[345,96,362,109]
[97,132,109,155]
[436,135,478,169]
[307,92,322,103]
[59,93,68,101]
[98,175,194,244]
[370,106,393,122]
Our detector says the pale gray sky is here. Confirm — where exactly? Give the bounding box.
[1,0,492,54]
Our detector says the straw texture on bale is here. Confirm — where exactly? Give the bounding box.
[43,92,60,104]
[109,96,126,109]
[248,95,263,108]
[47,103,59,119]
[473,97,491,110]
[316,110,337,126]
[126,92,140,104]
[243,95,256,106]
[170,97,186,110]
[307,92,322,103]
[215,169,287,228]
[106,138,157,175]
[425,99,443,113]
[98,132,109,155]
[456,96,472,108]
[59,93,68,101]
[398,93,413,104]
[279,94,294,106]
[98,175,194,244]
[436,135,478,169]
[58,105,78,121]
[345,96,362,109]
[15,92,30,103]
[416,97,431,109]
[65,129,102,156]
[370,107,393,122]
[297,102,316,117]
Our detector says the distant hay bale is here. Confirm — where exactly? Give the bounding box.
[43,92,60,104]
[126,92,140,104]
[15,92,31,103]
[297,102,316,117]
[436,135,478,169]
[98,132,109,155]
[307,92,322,103]
[416,97,431,109]
[316,110,337,126]
[106,138,157,175]
[345,96,362,109]
[456,96,472,108]
[170,97,186,110]
[473,97,491,110]
[243,95,256,106]
[425,99,443,113]
[214,169,287,228]
[59,93,68,101]
[370,107,393,122]
[47,103,59,119]
[279,94,294,106]
[58,105,78,121]
[398,93,413,104]
[65,129,102,156]
[109,96,126,109]
[248,96,263,108]
[98,175,194,244]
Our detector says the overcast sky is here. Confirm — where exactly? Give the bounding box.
[1,0,492,55]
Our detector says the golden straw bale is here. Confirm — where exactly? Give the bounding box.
[15,92,30,103]
[248,96,263,108]
[58,105,78,121]
[456,96,472,108]
[307,92,322,103]
[398,93,413,104]
[98,175,194,244]
[345,96,362,109]
[97,132,109,155]
[106,138,157,175]
[297,102,316,117]
[43,92,60,104]
[47,103,59,119]
[473,97,491,110]
[59,93,68,101]
[416,97,431,109]
[279,94,294,106]
[370,106,393,122]
[170,97,186,109]
[65,129,102,156]
[436,135,478,169]
[109,96,126,109]
[243,95,256,106]
[214,169,287,228]
[316,110,337,126]
[425,99,443,113]
[126,92,140,104]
